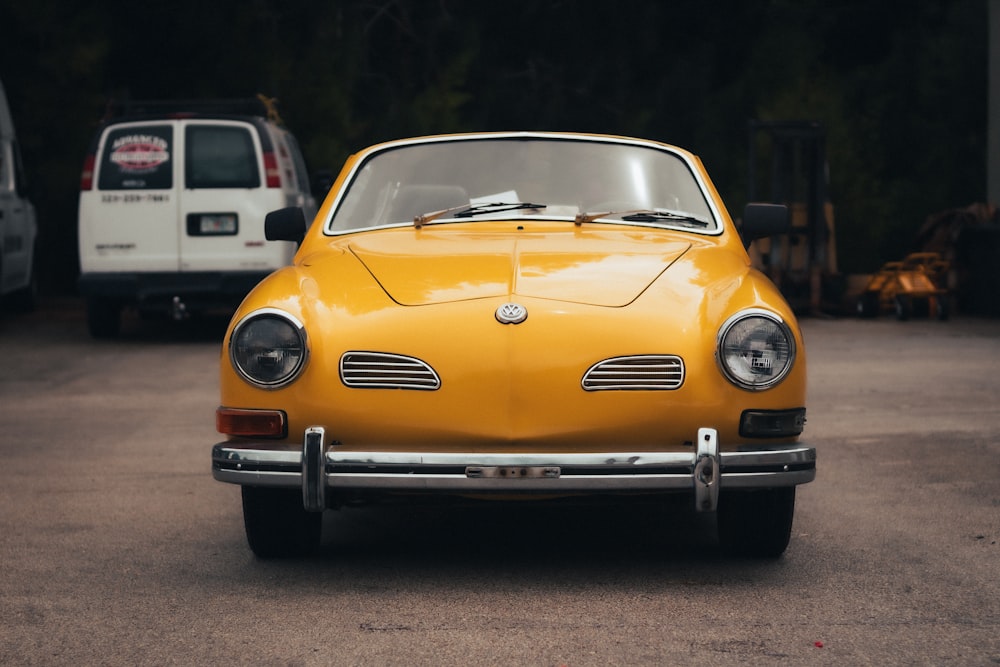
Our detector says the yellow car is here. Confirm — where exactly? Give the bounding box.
[212,132,814,559]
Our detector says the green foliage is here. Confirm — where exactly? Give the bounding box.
[0,0,989,289]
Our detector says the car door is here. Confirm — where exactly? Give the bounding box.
[0,136,35,293]
[83,122,180,273]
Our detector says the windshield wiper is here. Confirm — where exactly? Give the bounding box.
[620,210,710,227]
[453,202,546,218]
[414,201,547,228]
[574,209,710,227]
[413,203,472,228]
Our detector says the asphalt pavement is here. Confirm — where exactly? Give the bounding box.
[1,299,998,665]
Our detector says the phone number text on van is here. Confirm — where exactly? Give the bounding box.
[100,194,172,204]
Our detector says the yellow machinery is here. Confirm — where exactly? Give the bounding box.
[856,252,950,320]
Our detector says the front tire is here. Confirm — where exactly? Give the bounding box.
[241,486,322,558]
[894,295,912,321]
[717,487,796,558]
[856,292,879,318]
[86,298,121,338]
[6,253,38,313]
[934,296,950,321]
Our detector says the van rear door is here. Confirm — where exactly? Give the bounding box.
[178,120,289,273]
[81,122,179,273]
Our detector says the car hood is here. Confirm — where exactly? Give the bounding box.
[341,227,693,307]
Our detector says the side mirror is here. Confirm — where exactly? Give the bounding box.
[741,203,790,248]
[265,206,307,244]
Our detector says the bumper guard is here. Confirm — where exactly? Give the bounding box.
[212,427,816,514]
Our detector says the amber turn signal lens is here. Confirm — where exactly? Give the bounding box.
[216,407,286,438]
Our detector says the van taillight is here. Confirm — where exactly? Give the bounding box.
[80,154,96,190]
[263,151,281,188]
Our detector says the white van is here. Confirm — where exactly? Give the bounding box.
[78,98,317,337]
[0,78,38,312]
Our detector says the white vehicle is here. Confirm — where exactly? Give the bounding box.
[0,78,38,312]
[77,98,317,337]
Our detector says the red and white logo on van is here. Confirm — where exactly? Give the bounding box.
[109,135,169,171]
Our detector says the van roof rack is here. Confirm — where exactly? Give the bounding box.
[104,94,284,125]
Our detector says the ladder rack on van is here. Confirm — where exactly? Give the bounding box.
[102,95,284,125]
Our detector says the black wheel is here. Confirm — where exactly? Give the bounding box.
[934,296,950,321]
[6,252,38,313]
[717,487,796,558]
[86,298,121,338]
[241,486,322,558]
[856,292,879,318]
[894,295,912,321]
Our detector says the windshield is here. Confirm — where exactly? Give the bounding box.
[325,136,718,234]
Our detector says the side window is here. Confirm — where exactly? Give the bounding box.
[185,125,260,189]
[97,125,173,190]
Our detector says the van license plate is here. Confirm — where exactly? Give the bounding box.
[200,214,237,234]
[188,213,238,236]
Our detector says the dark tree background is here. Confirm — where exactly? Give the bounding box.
[0,0,987,293]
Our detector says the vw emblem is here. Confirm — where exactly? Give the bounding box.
[496,302,528,324]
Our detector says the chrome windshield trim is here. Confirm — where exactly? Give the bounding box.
[322,132,725,237]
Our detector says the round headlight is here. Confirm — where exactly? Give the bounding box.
[229,309,307,389]
[717,309,796,391]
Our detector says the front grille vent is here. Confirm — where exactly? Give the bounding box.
[582,355,685,391]
[340,352,441,390]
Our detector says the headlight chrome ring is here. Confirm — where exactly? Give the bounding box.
[716,309,796,391]
[229,308,308,389]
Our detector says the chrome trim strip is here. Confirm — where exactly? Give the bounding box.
[322,132,726,238]
[582,355,685,391]
[339,351,441,390]
[213,442,815,494]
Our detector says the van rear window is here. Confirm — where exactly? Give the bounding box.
[98,126,173,190]
[185,125,260,189]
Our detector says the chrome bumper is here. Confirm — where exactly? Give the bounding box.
[212,427,815,513]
